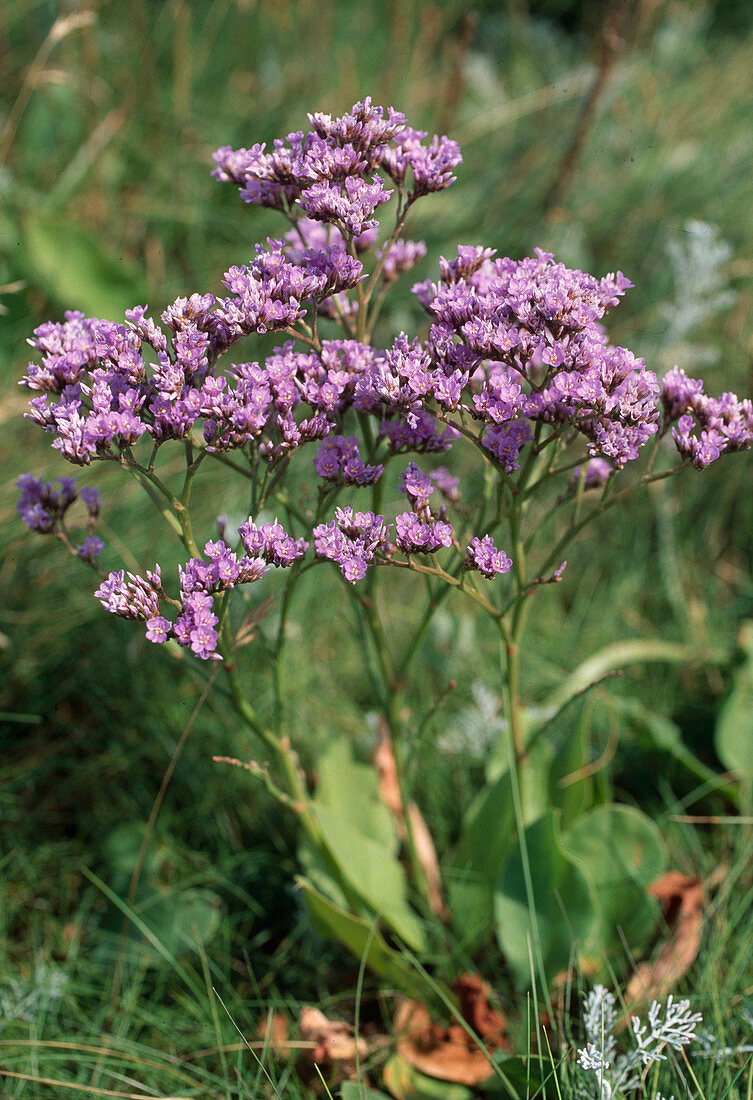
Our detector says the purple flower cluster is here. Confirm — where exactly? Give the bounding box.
[95,566,163,621]
[394,511,453,554]
[394,461,454,554]
[379,410,456,454]
[313,507,390,583]
[464,536,513,579]
[662,367,753,469]
[238,519,309,566]
[377,239,427,284]
[213,98,460,225]
[21,299,386,465]
[218,238,364,340]
[413,245,662,467]
[19,96,752,657]
[16,473,104,560]
[381,129,462,198]
[16,473,79,533]
[95,539,270,660]
[374,332,467,415]
[299,176,392,237]
[314,435,383,485]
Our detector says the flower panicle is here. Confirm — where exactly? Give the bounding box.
[17,98,753,657]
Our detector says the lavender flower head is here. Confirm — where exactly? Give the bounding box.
[465,536,513,578]
[313,507,390,583]
[662,366,753,468]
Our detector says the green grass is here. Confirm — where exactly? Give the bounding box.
[3,0,753,1095]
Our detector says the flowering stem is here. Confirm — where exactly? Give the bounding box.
[357,572,435,912]
[271,566,304,736]
[536,463,686,581]
[209,451,255,481]
[221,653,322,849]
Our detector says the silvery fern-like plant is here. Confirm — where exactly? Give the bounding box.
[577,986,703,1100]
[657,220,737,370]
[0,963,67,1033]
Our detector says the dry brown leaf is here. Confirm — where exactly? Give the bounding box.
[375,718,404,822]
[455,973,508,1043]
[394,975,510,1086]
[406,803,450,921]
[258,1010,290,1058]
[625,870,704,1006]
[299,1006,368,1065]
[375,720,449,920]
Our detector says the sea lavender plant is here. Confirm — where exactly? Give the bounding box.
[17,98,753,996]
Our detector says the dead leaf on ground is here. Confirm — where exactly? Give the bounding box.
[299,1005,369,1065]
[394,974,510,1086]
[625,869,707,1006]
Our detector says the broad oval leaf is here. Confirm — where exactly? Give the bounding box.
[494,812,597,990]
[560,804,666,968]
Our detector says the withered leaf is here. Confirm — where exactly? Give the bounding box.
[625,870,704,1005]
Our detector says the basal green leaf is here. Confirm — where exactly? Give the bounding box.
[341,1082,393,1100]
[560,804,666,967]
[494,812,597,990]
[447,769,515,950]
[313,803,426,952]
[315,737,398,851]
[297,880,443,1005]
[715,623,753,779]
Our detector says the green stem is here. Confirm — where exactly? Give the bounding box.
[536,463,687,581]
[357,577,433,911]
[221,648,321,848]
[271,567,304,736]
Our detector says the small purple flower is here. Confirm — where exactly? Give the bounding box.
[15,474,86,533]
[204,539,242,587]
[394,511,453,554]
[662,367,705,422]
[307,98,407,153]
[382,128,462,197]
[79,485,100,516]
[380,411,456,454]
[377,239,427,283]
[313,435,382,486]
[189,622,220,660]
[76,535,105,562]
[238,519,309,566]
[465,535,512,578]
[373,333,434,413]
[399,462,435,511]
[95,568,162,621]
[146,616,172,643]
[572,457,613,489]
[298,176,392,237]
[431,467,460,502]
[483,420,532,473]
[313,507,390,583]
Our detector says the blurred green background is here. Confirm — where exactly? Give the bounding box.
[2,0,753,1085]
